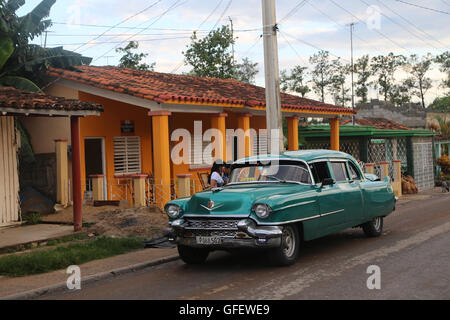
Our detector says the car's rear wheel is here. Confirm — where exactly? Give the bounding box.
[178,245,210,264]
[269,224,300,266]
[362,217,384,237]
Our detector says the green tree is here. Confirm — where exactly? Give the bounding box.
[428,95,450,112]
[183,26,235,79]
[354,55,371,103]
[403,53,433,108]
[234,57,258,84]
[435,51,450,91]
[330,59,351,107]
[0,0,91,92]
[389,83,411,106]
[371,53,406,103]
[309,50,334,103]
[280,65,310,98]
[116,41,154,71]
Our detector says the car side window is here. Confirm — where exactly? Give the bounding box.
[330,162,349,182]
[347,161,361,181]
[310,162,332,184]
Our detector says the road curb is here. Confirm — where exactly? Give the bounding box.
[1,254,180,300]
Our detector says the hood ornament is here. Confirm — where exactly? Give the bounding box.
[201,200,224,212]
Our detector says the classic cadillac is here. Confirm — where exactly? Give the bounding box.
[165,150,396,266]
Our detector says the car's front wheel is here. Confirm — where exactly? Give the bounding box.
[178,245,210,264]
[362,217,384,237]
[269,224,300,266]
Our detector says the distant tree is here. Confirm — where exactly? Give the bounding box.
[309,50,334,103]
[354,55,371,103]
[0,0,91,92]
[280,65,310,98]
[435,51,450,91]
[389,83,411,106]
[183,25,235,79]
[371,53,406,103]
[403,53,433,108]
[428,95,450,112]
[330,59,351,107]
[116,41,154,71]
[234,57,258,84]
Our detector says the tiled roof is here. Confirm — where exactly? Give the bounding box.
[47,66,356,115]
[341,118,411,130]
[0,86,103,115]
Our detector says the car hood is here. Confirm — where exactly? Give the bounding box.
[183,183,311,216]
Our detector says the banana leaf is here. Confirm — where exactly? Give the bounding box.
[0,36,14,70]
[0,75,42,92]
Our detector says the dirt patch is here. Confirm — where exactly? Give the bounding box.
[41,204,169,239]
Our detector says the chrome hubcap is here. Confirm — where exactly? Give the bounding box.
[373,217,382,231]
[283,227,296,257]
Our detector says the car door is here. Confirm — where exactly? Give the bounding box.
[345,160,365,226]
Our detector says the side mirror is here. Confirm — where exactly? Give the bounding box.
[322,178,335,187]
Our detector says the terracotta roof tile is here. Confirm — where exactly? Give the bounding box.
[0,87,103,114]
[341,118,411,130]
[49,66,356,115]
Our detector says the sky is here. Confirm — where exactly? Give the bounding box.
[18,0,450,105]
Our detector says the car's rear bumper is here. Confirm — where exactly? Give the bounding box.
[167,218,283,249]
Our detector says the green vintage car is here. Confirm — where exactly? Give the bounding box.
[165,150,396,266]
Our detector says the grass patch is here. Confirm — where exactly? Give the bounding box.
[0,237,144,277]
[22,213,42,225]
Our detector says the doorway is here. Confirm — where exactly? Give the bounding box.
[84,138,106,198]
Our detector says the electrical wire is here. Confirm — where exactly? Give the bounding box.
[394,0,450,15]
[279,0,309,25]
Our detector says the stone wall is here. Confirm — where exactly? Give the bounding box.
[356,100,427,129]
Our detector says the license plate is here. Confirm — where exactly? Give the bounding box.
[196,236,222,245]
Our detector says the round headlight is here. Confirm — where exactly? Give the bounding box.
[165,204,182,219]
[253,204,272,219]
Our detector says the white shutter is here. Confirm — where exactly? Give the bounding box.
[252,132,268,156]
[114,136,141,174]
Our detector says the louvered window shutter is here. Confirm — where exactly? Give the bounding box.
[114,136,141,174]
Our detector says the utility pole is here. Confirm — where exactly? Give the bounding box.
[44,30,49,48]
[229,16,235,62]
[348,22,357,126]
[262,0,284,153]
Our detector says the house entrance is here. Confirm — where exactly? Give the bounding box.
[84,138,106,196]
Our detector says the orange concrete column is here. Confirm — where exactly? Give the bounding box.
[90,174,105,201]
[237,113,252,157]
[149,111,172,208]
[55,139,69,206]
[133,174,148,207]
[287,116,299,151]
[211,113,227,162]
[365,163,375,175]
[330,118,340,151]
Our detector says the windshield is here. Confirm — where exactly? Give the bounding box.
[230,163,312,185]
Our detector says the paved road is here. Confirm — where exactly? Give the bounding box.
[42,193,450,300]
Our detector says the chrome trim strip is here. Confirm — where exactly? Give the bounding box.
[200,204,225,212]
[254,214,321,226]
[276,200,317,212]
[321,209,345,217]
[183,214,250,219]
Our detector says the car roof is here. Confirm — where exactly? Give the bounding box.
[234,150,355,164]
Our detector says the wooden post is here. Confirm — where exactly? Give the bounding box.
[392,160,402,197]
[70,116,82,232]
[55,139,69,206]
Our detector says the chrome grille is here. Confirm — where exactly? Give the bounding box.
[186,230,249,238]
[185,219,240,231]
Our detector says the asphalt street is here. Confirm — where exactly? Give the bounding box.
[42,193,450,300]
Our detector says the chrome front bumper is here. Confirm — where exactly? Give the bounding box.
[167,218,283,249]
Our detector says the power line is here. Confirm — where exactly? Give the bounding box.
[394,0,450,15]
[279,0,309,24]
[359,0,441,51]
[47,36,195,47]
[211,0,233,31]
[279,31,309,65]
[328,0,412,54]
[198,0,224,29]
[95,0,188,62]
[376,0,448,49]
[73,0,163,52]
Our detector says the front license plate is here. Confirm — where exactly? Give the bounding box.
[196,236,222,245]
